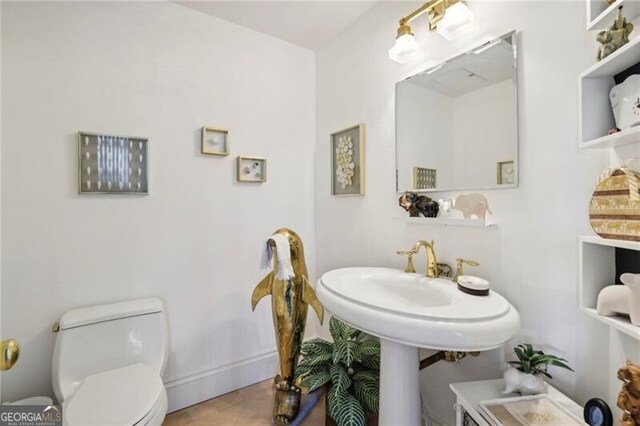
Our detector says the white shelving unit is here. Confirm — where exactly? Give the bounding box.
[579,235,640,340]
[586,0,640,31]
[393,216,496,227]
[579,35,640,148]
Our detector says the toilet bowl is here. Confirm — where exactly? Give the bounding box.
[52,297,170,426]
[4,396,53,405]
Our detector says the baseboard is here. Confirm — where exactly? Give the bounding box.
[164,350,279,412]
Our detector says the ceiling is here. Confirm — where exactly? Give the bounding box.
[407,37,515,97]
[173,1,378,51]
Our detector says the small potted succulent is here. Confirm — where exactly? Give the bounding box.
[504,343,574,395]
[295,317,379,426]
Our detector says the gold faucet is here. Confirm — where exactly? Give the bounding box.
[453,258,479,283]
[413,240,439,278]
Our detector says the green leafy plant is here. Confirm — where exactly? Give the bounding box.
[508,343,574,379]
[294,317,380,426]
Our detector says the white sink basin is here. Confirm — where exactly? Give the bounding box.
[316,267,520,426]
[317,267,519,351]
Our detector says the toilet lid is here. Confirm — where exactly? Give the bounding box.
[64,363,164,426]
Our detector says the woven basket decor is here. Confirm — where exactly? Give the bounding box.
[590,167,640,241]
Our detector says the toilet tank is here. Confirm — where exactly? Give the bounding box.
[52,297,169,403]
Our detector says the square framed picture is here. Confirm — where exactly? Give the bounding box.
[237,156,266,182]
[497,160,515,185]
[201,126,229,156]
[331,124,365,196]
[413,167,437,190]
[78,131,148,194]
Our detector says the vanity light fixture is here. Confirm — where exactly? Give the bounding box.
[388,0,476,63]
[436,2,475,40]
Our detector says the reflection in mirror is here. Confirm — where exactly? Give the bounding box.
[396,31,518,193]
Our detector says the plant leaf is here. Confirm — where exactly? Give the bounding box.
[298,352,332,367]
[334,339,359,367]
[353,373,379,414]
[295,363,329,382]
[299,371,331,393]
[301,338,334,357]
[514,346,525,362]
[353,370,379,385]
[545,358,574,371]
[330,317,344,341]
[341,322,362,340]
[358,353,380,371]
[328,387,366,426]
[330,364,352,392]
[358,340,380,357]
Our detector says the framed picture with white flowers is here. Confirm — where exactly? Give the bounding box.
[330,124,365,196]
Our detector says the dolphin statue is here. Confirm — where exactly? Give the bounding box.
[251,228,324,425]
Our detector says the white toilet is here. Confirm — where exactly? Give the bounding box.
[52,297,170,426]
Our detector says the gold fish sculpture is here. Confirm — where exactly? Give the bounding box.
[251,228,324,425]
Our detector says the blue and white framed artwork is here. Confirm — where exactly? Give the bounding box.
[78,131,148,194]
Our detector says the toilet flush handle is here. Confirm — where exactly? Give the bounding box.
[0,339,20,371]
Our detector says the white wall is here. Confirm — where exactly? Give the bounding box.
[1,1,315,410]
[315,2,621,424]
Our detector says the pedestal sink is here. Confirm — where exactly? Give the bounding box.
[316,267,520,426]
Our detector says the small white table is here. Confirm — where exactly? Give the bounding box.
[449,379,584,426]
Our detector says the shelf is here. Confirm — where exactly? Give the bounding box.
[579,35,640,146]
[579,235,640,342]
[580,126,640,149]
[393,216,496,227]
[580,234,640,250]
[582,307,640,340]
[580,34,640,79]
[587,0,640,31]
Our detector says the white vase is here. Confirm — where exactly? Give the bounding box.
[503,366,546,395]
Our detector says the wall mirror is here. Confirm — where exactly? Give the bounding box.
[396,31,518,193]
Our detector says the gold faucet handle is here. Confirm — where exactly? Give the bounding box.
[397,250,417,273]
[453,258,479,283]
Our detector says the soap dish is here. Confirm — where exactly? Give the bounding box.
[457,275,489,296]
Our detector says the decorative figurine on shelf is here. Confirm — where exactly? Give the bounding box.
[252,229,324,425]
[452,193,492,220]
[617,361,640,426]
[398,191,439,217]
[597,6,634,61]
[597,273,640,326]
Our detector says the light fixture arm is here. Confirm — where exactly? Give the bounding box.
[398,0,463,32]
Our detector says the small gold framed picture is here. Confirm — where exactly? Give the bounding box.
[497,160,515,185]
[237,156,266,183]
[331,124,365,196]
[201,126,229,156]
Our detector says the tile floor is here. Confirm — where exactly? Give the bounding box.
[163,378,325,426]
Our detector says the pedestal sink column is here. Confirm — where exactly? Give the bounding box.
[379,339,421,426]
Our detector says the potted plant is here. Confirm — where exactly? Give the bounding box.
[295,317,379,426]
[504,343,574,395]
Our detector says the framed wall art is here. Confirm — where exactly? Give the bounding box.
[78,131,148,195]
[237,156,266,183]
[497,160,515,185]
[201,126,229,156]
[413,167,437,190]
[331,124,365,196]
